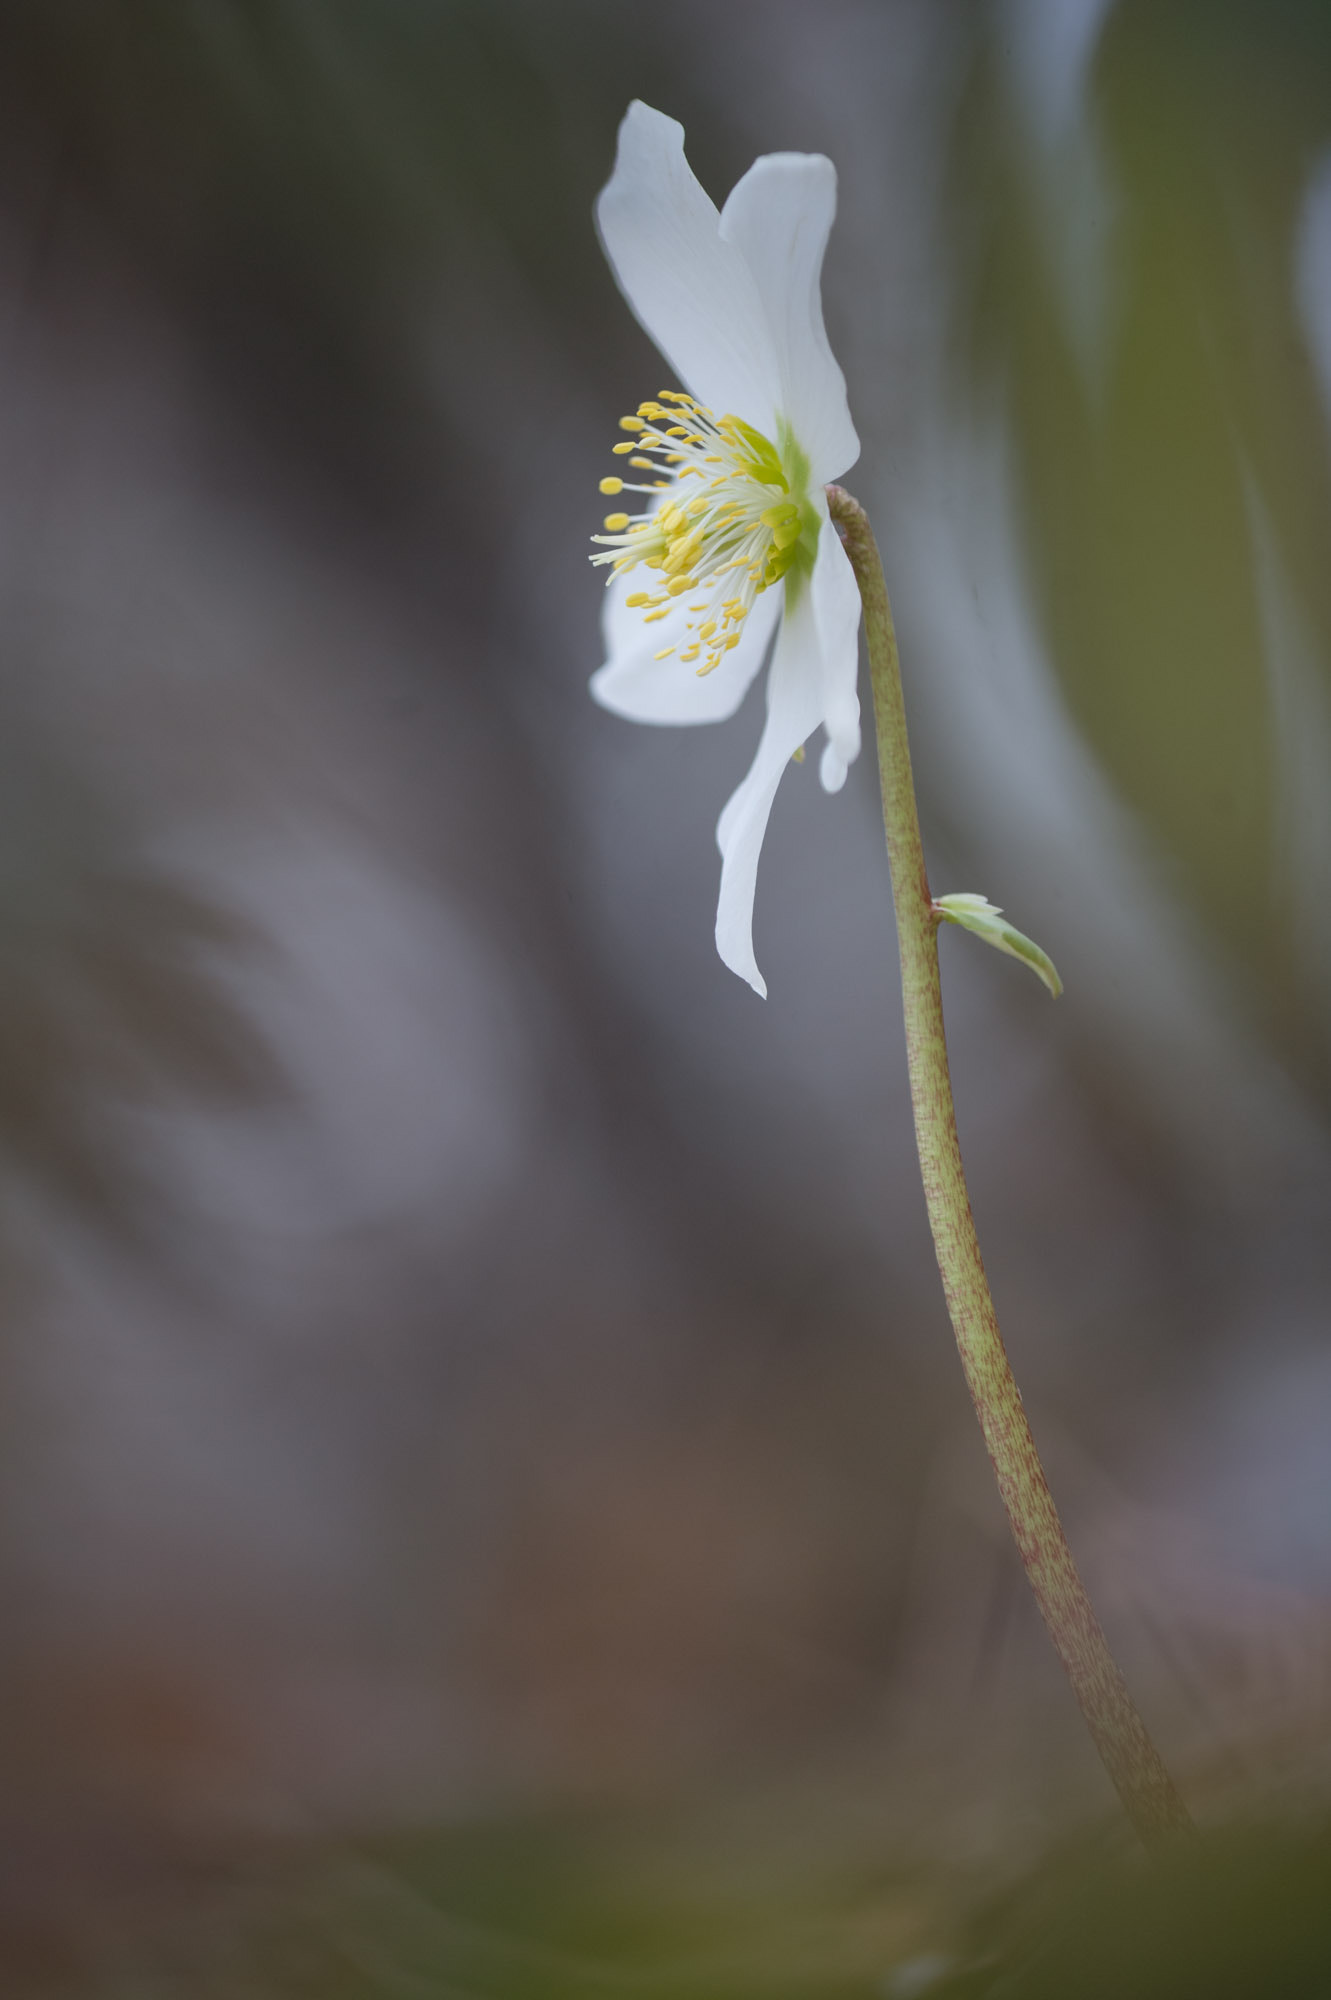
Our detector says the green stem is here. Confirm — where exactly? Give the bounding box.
[826,484,1192,1846]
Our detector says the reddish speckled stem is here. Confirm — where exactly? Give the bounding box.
[826,485,1191,1845]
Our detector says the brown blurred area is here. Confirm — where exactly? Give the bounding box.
[0,0,1327,1988]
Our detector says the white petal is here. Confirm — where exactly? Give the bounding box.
[819,744,848,792]
[596,102,782,434]
[597,554,678,661]
[714,586,825,996]
[809,502,862,772]
[719,153,860,485]
[591,568,780,726]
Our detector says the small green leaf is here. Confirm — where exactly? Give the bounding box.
[933,893,1063,998]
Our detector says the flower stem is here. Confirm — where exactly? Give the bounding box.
[826,484,1192,1846]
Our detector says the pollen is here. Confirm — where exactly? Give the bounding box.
[590,390,811,679]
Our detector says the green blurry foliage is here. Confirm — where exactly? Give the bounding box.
[9,1813,1331,1998]
[934,1820,1331,1999]
[954,0,1331,1101]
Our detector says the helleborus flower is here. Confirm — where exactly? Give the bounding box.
[589,101,862,997]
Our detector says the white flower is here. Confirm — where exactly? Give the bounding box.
[589,101,862,997]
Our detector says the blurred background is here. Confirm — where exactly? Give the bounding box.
[0,0,1329,1991]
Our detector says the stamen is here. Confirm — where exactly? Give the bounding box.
[591,390,810,678]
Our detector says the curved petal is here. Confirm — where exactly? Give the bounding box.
[719,153,860,485]
[596,102,782,434]
[714,587,825,996]
[591,568,780,726]
[808,503,863,781]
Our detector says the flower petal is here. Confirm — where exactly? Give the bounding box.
[719,153,860,485]
[714,585,825,996]
[591,568,780,725]
[808,503,863,779]
[596,102,783,435]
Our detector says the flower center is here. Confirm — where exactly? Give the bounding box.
[590,392,814,676]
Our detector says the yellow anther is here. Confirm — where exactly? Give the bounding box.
[681,646,701,662]
[653,646,675,660]
[697,659,719,677]
[644,609,669,622]
[593,397,812,652]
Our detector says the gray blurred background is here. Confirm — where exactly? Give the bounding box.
[0,0,1329,1988]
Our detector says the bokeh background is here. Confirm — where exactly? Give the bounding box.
[0,0,1329,1991]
